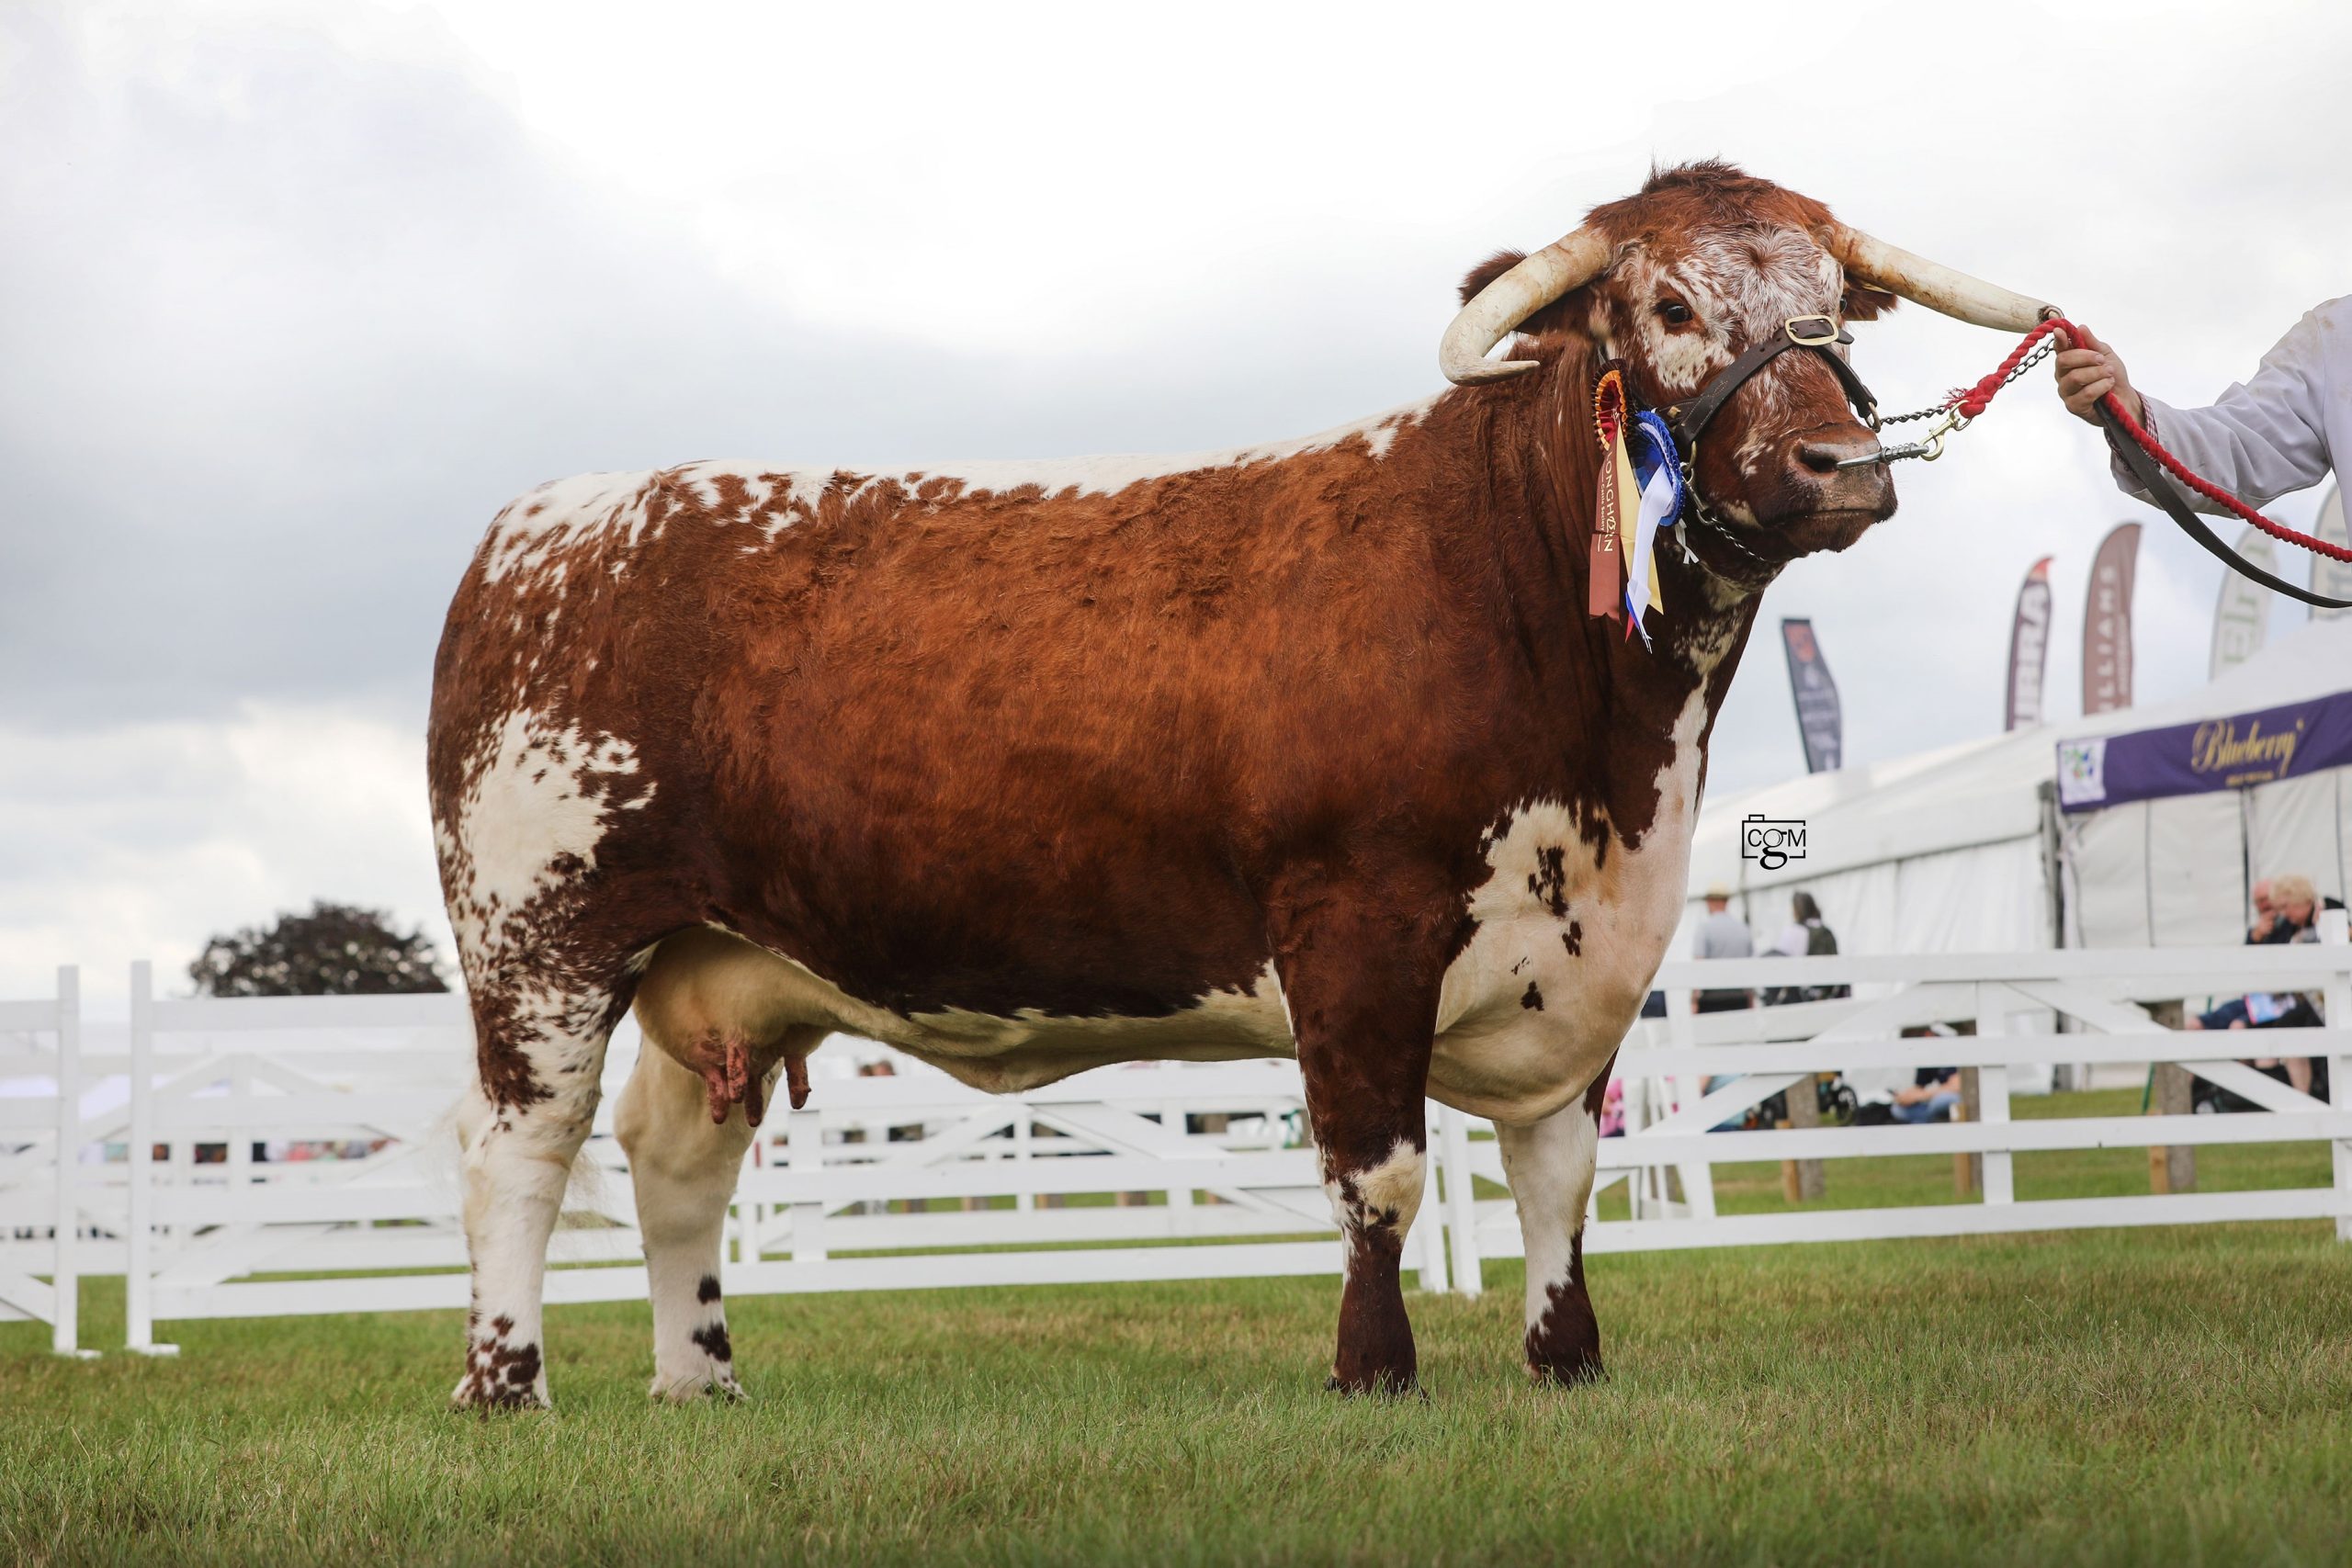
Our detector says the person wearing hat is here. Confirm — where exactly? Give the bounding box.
[1692,884,1754,1014]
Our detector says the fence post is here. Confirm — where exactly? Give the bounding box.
[1414,1105,1449,1293]
[125,962,179,1355]
[1974,988,2014,1205]
[1781,1074,1826,1203]
[51,965,93,1359]
[1438,1105,1481,1298]
[1163,1097,1193,1233]
[1012,1110,1032,1211]
[786,1109,826,1263]
[2143,998,2196,1194]
[1664,989,1717,1220]
[735,1136,763,1266]
[1953,1067,1979,1197]
[2322,909,2352,1242]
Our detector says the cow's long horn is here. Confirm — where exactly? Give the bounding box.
[1438,228,1612,384]
[1827,224,2055,333]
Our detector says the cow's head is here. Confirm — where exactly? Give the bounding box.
[1440,163,2052,578]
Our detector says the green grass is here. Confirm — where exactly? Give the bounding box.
[6,1091,2350,1567]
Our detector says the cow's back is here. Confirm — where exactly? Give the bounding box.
[426,402,1517,1031]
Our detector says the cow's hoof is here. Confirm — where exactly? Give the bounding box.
[451,1335,550,1412]
[449,1376,551,1414]
[1524,1353,1605,1387]
[1325,1371,1427,1401]
[650,1371,748,1404]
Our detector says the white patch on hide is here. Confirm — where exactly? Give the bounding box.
[1495,1096,1601,1337]
[1429,688,1713,1122]
[1326,1137,1426,1237]
[435,709,650,985]
[482,471,650,586]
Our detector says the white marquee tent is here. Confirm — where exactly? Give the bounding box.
[1675,612,2352,959]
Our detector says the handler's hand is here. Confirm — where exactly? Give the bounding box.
[2052,328,2144,426]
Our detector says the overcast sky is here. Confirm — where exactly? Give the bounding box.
[4,0,2347,1004]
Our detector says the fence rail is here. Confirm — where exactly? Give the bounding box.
[3,935,2347,1353]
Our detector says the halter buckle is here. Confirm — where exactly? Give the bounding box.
[1784,315,1841,348]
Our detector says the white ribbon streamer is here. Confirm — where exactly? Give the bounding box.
[1623,461,1676,646]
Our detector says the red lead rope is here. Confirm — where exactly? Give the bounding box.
[1946,317,2352,565]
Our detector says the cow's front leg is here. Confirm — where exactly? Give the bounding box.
[1274,890,1449,1397]
[1493,1055,1612,1384]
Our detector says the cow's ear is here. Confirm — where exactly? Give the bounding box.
[1841,283,1899,322]
[1458,249,1577,337]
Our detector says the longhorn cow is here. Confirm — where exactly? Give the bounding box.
[429,162,2048,1406]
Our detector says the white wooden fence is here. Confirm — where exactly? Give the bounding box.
[0,967,92,1356]
[4,939,2347,1354]
[1526,935,2352,1275]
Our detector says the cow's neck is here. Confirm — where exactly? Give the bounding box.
[1435,355,1767,845]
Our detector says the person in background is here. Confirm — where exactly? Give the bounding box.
[2252,879,2340,1096]
[2189,874,2323,1031]
[1889,1066,1962,1124]
[1596,1078,1625,1139]
[2263,875,2320,942]
[1692,885,1753,1014]
[1761,891,1849,1005]
[2246,878,2281,944]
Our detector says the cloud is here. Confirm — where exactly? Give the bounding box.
[4,0,2348,996]
[0,701,443,1000]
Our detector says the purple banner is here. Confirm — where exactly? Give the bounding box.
[1781,618,1841,774]
[2055,690,2352,813]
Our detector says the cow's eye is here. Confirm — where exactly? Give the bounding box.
[1655,300,1695,327]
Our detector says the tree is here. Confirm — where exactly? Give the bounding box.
[188,901,451,998]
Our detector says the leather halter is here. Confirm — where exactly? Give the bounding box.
[1664,315,1879,531]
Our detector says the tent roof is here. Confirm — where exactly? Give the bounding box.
[1689,608,2352,892]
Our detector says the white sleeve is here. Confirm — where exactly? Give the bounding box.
[2110,299,2341,513]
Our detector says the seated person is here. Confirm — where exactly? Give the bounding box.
[2252,874,2323,944]
[1889,1067,1962,1124]
[2189,874,2326,1030]
[1597,1078,1626,1138]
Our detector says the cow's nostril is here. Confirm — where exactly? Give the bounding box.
[1796,436,1877,477]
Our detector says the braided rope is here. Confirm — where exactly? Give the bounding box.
[1951,318,2352,565]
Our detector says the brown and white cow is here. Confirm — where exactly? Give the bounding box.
[429,163,2047,1407]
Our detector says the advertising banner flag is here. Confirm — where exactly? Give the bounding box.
[2209,526,2277,679]
[2004,557,2053,731]
[2082,523,2140,716]
[1781,617,1842,774]
[2056,689,2352,813]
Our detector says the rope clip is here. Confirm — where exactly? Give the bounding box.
[1835,408,1964,469]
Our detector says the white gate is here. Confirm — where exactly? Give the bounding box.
[0,967,93,1355]
[104,966,1391,1340]
[1437,937,2352,1280]
[13,939,2351,1353]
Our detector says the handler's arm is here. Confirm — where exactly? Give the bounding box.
[2067,304,2339,514]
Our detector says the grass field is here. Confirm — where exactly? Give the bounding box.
[6,1089,2350,1566]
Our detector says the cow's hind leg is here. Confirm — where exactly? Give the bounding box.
[452,979,620,1411]
[1274,889,1448,1397]
[1494,1059,1612,1384]
[614,1028,813,1401]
